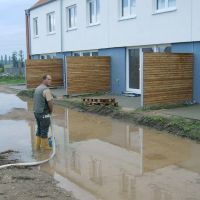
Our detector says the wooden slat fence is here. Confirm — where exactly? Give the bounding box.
[26,59,63,88]
[67,57,111,95]
[143,53,193,105]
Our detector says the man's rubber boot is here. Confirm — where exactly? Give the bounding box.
[41,138,52,150]
[35,136,41,150]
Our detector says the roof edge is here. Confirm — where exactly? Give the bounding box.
[29,0,57,11]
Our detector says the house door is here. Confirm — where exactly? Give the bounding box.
[127,48,141,94]
[127,47,154,94]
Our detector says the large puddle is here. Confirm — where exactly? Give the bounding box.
[0,92,200,200]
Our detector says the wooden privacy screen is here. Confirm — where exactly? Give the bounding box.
[26,59,63,88]
[143,53,193,105]
[67,57,111,95]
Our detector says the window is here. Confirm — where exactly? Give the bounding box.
[66,5,77,30]
[33,17,38,37]
[72,51,98,56]
[73,52,81,56]
[155,45,171,52]
[47,12,55,33]
[120,0,136,19]
[92,51,98,56]
[156,0,176,11]
[82,52,91,56]
[87,0,100,25]
[40,55,47,59]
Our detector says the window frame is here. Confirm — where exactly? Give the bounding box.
[119,0,136,20]
[46,12,56,34]
[154,0,176,14]
[66,5,77,31]
[72,50,98,56]
[86,0,100,26]
[33,17,39,37]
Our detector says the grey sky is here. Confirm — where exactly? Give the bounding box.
[0,0,36,57]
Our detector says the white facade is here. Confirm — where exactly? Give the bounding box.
[30,1,61,55]
[29,0,200,55]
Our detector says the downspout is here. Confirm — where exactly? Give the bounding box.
[60,0,66,88]
[25,9,31,60]
[60,0,63,53]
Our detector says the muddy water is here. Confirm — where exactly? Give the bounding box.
[0,92,200,200]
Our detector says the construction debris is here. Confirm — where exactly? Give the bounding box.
[82,98,118,107]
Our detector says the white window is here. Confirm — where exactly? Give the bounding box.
[73,52,81,56]
[87,0,100,25]
[156,0,176,11]
[155,45,171,52]
[33,17,38,37]
[91,51,98,56]
[47,12,55,33]
[120,0,136,19]
[72,51,98,56]
[40,55,47,59]
[66,5,77,30]
[82,52,91,56]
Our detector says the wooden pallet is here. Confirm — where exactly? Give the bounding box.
[82,98,118,107]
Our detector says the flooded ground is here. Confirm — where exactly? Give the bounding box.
[0,91,200,200]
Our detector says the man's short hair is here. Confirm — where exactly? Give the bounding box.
[42,74,48,80]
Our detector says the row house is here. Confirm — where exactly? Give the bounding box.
[26,0,200,103]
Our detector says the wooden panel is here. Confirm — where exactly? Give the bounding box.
[67,56,111,95]
[143,53,193,105]
[26,59,63,88]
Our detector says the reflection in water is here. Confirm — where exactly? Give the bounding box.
[0,120,34,162]
[35,107,200,200]
[0,93,27,115]
[71,150,81,175]
[0,92,200,200]
[89,157,103,185]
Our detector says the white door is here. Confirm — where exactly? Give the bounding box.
[126,47,154,94]
[126,48,141,94]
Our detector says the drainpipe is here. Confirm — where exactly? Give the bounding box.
[25,9,31,60]
[60,0,63,53]
[60,0,66,88]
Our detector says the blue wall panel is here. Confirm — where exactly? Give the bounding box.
[31,55,40,59]
[172,42,200,103]
[99,48,126,94]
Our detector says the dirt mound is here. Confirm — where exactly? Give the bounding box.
[0,150,77,200]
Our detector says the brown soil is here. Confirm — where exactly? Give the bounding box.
[0,151,77,200]
[0,108,35,121]
[0,85,17,94]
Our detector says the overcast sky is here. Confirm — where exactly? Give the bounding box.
[0,0,36,57]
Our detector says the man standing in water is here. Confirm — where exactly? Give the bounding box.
[33,74,53,150]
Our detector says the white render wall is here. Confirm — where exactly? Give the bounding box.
[192,0,200,42]
[30,0,200,55]
[30,1,61,55]
[62,0,109,52]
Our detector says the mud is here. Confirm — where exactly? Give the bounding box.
[0,150,19,165]
[0,85,15,94]
[0,108,34,121]
[0,167,77,200]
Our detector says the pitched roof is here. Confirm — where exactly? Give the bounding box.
[30,0,56,10]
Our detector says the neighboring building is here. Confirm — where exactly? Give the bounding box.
[26,0,200,103]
